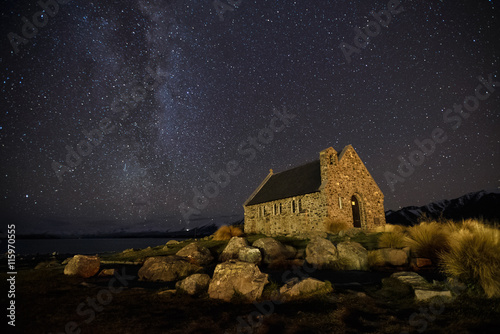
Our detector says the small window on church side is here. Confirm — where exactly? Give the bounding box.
[273,203,281,215]
[259,206,266,217]
[291,199,301,213]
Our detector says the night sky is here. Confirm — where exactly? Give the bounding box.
[1,0,498,235]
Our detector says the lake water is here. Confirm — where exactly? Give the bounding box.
[1,238,183,255]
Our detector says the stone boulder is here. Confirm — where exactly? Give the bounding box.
[138,256,202,282]
[414,289,452,301]
[337,241,368,271]
[219,237,248,262]
[391,271,431,289]
[64,255,100,278]
[279,277,333,300]
[98,269,116,277]
[208,261,269,302]
[374,248,408,266]
[253,237,295,265]
[296,248,305,259]
[305,237,338,269]
[402,246,411,258]
[390,272,452,301]
[158,289,177,297]
[176,243,214,266]
[166,240,180,246]
[285,245,297,258]
[176,273,211,296]
[238,246,262,264]
[411,258,433,268]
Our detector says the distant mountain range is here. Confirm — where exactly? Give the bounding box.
[5,190,499,239]
[385,189,500,226]
[0,212,243,239]
[14,223,223,239]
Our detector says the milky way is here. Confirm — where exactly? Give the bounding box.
[1,0,498,233]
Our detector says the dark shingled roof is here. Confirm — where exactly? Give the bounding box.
[246,160,322,206]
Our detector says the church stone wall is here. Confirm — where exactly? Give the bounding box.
[243,146,385,236]
[244,192,327,237]
[321,146,385,230]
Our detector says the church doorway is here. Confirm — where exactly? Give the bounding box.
[351,195,362,228]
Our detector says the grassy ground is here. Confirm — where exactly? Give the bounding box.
[100,238,229,263]
[327,232,383,250]
[99,231,382,264]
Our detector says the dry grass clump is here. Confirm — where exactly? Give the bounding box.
[378,231,407,249]
[405,221,450,261]
[374,224,405,233]
[212,225,243,241]
[367,250,385,268]
[439,221,500,298]
[325,218,351,234]
[446,218,491,233]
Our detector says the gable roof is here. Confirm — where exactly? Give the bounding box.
[245,160,322,206]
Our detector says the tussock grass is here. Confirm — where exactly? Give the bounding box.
[445,218,494,233]
[325,218,351,234]
[311,280,333,297]
[212,225,243,241]
[378,231,407,249]
[373,224,405,233]
[261,280,281,299]
[367,250,384,268]
[439,221,500,298]
[405,221,449,261]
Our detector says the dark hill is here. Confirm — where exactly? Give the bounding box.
[385,190,500,226]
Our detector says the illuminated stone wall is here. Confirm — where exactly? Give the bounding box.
[244,146,385,236]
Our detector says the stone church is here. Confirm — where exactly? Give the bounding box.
[243,145,385,236]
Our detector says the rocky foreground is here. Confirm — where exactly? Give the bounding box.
[3,232,500,333]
